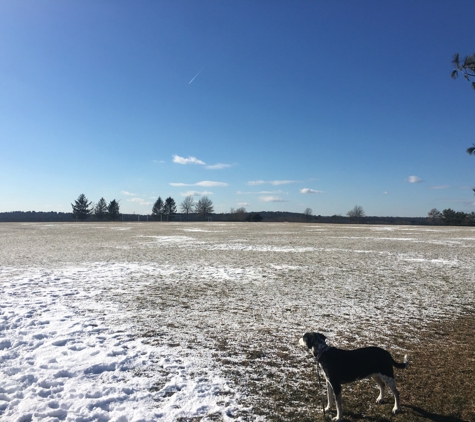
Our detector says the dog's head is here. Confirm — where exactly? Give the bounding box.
[299,332,329,358]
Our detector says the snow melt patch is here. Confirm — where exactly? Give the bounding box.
[0,266,244,421]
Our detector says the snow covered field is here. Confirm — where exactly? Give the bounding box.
[1,222,474,421]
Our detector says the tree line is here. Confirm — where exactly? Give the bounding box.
[428,208,475,226]
[152,195,214,221]
[72,194,121,221]
[70,193,218,222]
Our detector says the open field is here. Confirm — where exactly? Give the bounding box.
[1,222,474,421]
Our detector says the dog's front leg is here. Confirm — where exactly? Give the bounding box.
[325,380,335,412]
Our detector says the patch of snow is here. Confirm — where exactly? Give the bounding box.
[0,265,247,421]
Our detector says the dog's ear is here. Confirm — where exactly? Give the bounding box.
[316,333,327,342]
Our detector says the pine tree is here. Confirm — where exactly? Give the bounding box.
[71,194,92,221]
[163,197,177,221]
[107,199,121,221]
[94,197,108,221]
[152,197,164,221]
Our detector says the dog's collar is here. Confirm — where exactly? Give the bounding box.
[312,345,331,361]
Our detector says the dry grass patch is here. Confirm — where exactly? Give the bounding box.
[237,313,475,422]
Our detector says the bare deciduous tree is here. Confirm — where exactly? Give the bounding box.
[303,207,313,223]
[195,196,214,220]
[347,205,365,222]
[180,196,195,221]
[231,207,247,222]
[427,208,442,224]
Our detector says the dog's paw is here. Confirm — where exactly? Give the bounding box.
[376,398,385,404]
[332,417,342,422]
[392,407,400,415]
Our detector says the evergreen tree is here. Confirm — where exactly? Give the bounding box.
[452,52,475,90]
[152,197,164,221]
[107,199,121,221]
[71,194,92,221]
[163,197,177,221]
[94,197,108,221]
[246,212,263,222]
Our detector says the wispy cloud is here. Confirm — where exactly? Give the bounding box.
[237,190,285,195]
[237,202,250,207]
[300,188,323,194]
[205,163,232,170]
[173,155,206,165]
[248,180,298,186]
[121,191,136,196]
[128,197,152,206]
[170,181,228,187]
[406,176,423,183]
[180,190,213,197]
[430,185,450,190]
[270,180,298,186]
[259,196,288,202]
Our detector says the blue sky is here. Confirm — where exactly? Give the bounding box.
[1,1,474,217]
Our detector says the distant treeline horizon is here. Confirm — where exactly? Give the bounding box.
[0,210,455,226]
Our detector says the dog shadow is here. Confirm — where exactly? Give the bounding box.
[324,406,467,422]
[404,405,468,422]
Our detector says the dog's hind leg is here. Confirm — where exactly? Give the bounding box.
[380,375,400,414]
[325,380,335,412]
[331,383,343,421]
[371,374,386,404]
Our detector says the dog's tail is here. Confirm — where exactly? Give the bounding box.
[392,354,409,369]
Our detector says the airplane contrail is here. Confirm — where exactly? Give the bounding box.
[188,67,205,84]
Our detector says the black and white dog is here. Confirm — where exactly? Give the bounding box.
[299,332,409,421]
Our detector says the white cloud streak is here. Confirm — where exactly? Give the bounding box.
[248,180,298,186]
[270,180,297,186]
[205,163,232,170]
[180,190,213,197]
[121,191,136,196]
[173,155,206,165]
[128,197,152,206]
[170,181,228,187]
[259,196,288,202]
[237,190,285,195]
[300,188,323,194]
